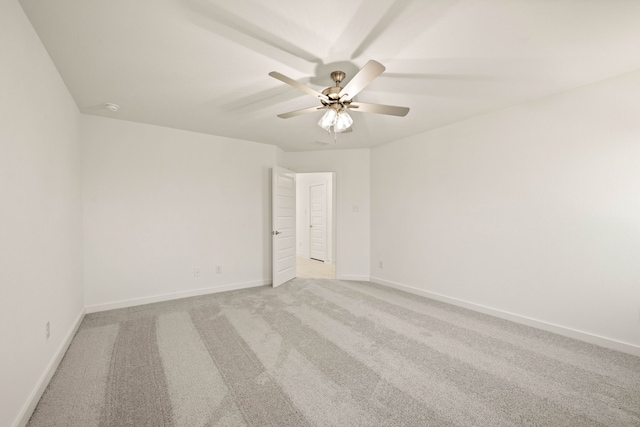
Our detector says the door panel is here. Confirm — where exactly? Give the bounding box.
[309,183,327,261]
[272,167,296,287]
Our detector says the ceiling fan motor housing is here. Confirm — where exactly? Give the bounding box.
[321,70,352,107]
[321,86,342,102]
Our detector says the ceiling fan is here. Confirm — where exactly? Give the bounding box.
[269,60,410,134]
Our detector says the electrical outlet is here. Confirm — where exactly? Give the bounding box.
[379,261,384,269]
[46,321,50,340]
[194,267,201,277]
[216,265,222,274]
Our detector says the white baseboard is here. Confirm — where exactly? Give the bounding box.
[15,308,86,427]
[370,277,640,357]
[86,280,270,313]
[338,275,370,282]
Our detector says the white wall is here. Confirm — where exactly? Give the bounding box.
[371,71,640,352]
[275,146,286,168]
[0,1,84,425]
[296,173,334,262]
[81,115,277,310]
[284,150,370,280]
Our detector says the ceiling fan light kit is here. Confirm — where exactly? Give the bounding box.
[318,108,337,132]
[334,110,353,133]
[269,60,409,138]
[318,107,353,134]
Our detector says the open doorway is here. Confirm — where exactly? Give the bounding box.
[295,172,336,279]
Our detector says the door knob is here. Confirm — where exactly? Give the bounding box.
[272,230,282,235]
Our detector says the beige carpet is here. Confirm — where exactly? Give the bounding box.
[28,278,640,426]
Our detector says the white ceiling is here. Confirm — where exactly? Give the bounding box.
[20,0,640,152]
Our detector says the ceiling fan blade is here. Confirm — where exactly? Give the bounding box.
[277,105,326,119]
[269,72,329,101]
[348,102,409,117]
[338,60,386,100]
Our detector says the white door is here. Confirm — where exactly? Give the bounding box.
[272,167,296,287]
[309,183,327,261]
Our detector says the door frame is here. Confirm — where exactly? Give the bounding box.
[270,169,339,284]
[294,172,337,272]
